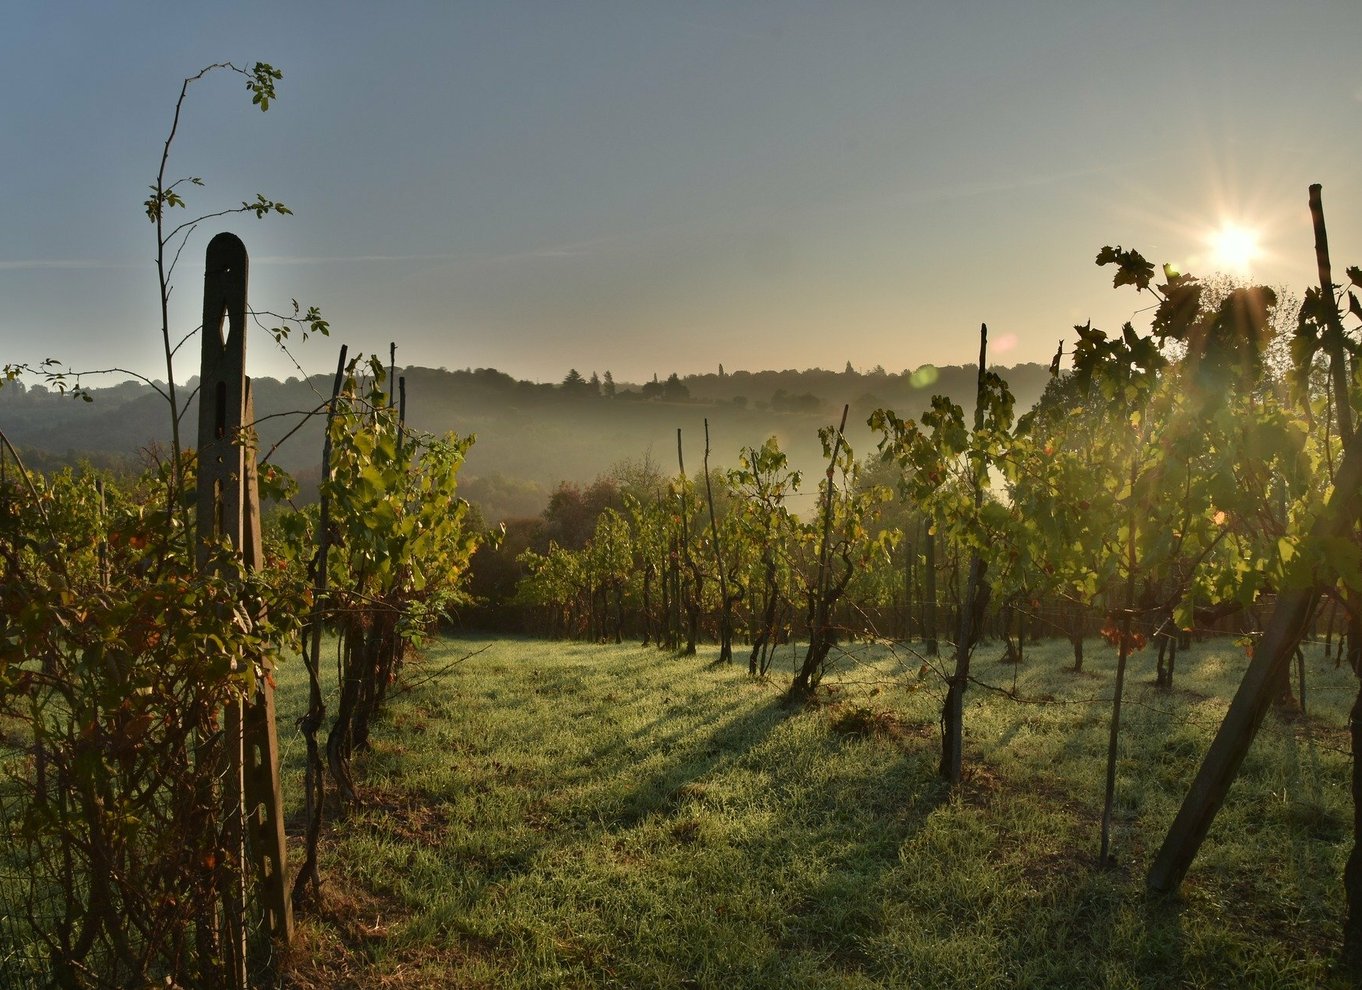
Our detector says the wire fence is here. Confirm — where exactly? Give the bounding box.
[0,723,280,989]
[463,592,1347,654]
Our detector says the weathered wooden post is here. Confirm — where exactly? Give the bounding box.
[195,233,293,978]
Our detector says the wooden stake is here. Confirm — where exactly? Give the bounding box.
[195,233,293,972]
[703,418,733,663]
[941,325,991,786]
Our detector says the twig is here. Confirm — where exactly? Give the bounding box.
[387,642,493,698]
[254,402,332,465]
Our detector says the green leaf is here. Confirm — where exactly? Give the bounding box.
[1096,245,1155,291]
[1277,537,1295,565]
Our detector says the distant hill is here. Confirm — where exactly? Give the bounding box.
[0,362,1053,521]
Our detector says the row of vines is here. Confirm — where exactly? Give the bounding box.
[493,197,1362,959]
[0,355,480,987]
[0,65,484,988]
[505,256,1355,701]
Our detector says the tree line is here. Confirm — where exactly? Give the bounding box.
[0,357,1055,525]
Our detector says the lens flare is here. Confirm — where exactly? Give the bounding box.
[909,365,939,388]
[1207,223,1260,274]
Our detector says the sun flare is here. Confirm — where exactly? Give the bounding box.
[1208,223,1261,274]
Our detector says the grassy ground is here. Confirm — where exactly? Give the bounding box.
[275,635,1356,989]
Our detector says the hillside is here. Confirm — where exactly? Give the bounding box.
[0,361,1053,521]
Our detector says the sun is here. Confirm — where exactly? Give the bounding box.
[1207,223,1261,274]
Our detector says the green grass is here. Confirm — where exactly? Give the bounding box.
[276,635,1356,988]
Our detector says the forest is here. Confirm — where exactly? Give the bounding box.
[3,61,1362,989]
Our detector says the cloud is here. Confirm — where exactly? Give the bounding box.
[253,253,469,265]
[254,243,600,267]
[0,259,135,271]
[893,161,1127,209]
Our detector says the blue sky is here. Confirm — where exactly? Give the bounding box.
[4,1,1360,386]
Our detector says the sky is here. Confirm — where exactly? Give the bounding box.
[4,1,1361,388]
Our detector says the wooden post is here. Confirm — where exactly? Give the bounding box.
[292,344,347,911]
[676,429,700,655]
[388,341,397,409]
[703,419,733,663]
[239,378,292,940]
[1309,184,1353,446]
[793,404,850,693]
[195,233,293,967]
[95,478,109,588]
[924,520,938,656]
[903,537,914,642]
[940,325,991,786]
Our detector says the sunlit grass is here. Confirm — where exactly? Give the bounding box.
[276,634,1355,988]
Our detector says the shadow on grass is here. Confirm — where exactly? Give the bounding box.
[604,691,804,830]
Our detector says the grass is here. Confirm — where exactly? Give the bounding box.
[275,635,1356,988]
